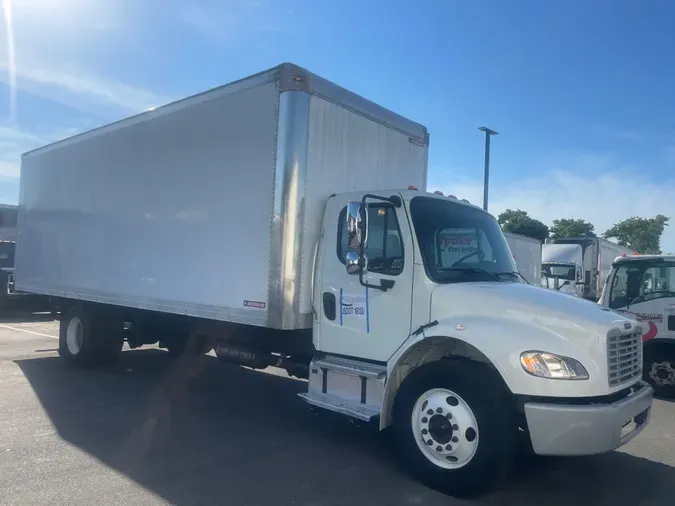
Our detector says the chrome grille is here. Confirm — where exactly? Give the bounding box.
[607,330,642,387]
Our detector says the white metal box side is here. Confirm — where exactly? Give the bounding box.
[299,95,429,315]
[597,239,634,295]
[16,79,280,326]
[504,232,542,285]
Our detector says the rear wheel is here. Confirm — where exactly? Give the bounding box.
[59,306,123,367]
[392,359,516,498]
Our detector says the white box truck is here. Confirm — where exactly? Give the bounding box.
[541,243,584,297]
[15,63,652,498]
[546,237,635,301]
[503,232,542,285]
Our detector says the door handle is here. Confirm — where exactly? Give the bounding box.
[323,292,336,321]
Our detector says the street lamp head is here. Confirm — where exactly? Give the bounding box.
[478,126,498,135]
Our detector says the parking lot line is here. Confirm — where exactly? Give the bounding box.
[0,324,58,339]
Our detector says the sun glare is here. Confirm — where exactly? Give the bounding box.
[1,0,17,124]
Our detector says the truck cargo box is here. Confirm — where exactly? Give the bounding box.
[503,232,542,285]
[15,63,429,330]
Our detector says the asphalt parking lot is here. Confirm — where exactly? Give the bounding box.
[0,314,674,506]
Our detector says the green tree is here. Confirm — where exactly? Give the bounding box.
[550,218,596,239]
[602,215,670,254]
[497,209,549,242]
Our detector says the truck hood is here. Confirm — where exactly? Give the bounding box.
[430,282,635,342]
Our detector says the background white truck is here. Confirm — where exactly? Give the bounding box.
[545,237,635,300]
[435,230,541,284]
[15,63,653,498]
[541,243,584,297]
[503,232,542,285]
[599,254,675,397]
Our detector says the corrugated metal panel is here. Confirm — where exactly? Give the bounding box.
[16,80,280,326]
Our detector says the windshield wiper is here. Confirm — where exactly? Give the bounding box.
[496,271,530,284]
[438,267,500,282]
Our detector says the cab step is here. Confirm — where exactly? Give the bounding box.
[298,355,387,422]
[298,392,379,421]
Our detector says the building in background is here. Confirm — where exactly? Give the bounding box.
[0,204,18,242]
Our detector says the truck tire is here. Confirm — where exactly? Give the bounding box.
[643,343,675,398]
[59,307,123,367]
[392,359,516,499]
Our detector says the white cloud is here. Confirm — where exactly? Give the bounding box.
[179,1,288,43]
[0,124,80,178]
[0,62,174,114]
[430,169,675,253]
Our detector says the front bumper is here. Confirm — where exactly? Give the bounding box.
[524,381,653,456]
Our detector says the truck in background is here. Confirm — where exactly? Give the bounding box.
[599,254,675,397]
[545,237,635,301]
[15,63,653,498]
[0,240,53,313]
[541,243,584,297]
[503,232,542,285]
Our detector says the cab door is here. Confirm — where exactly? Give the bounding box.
[315,194,415,362]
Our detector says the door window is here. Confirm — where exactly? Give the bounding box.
[337,204,404,276]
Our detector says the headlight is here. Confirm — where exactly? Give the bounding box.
[520,351,589,380]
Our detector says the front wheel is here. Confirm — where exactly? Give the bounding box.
[644,343,675,398]
[392,359,516,498]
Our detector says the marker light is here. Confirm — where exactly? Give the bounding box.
[408,185,418,190]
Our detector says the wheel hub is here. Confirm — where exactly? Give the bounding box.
[650,361,675,386]
[428,414,454,444]
[66,317,84,356]
[411,388,479,469]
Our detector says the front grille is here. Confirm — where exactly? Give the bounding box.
[607,330,642,387]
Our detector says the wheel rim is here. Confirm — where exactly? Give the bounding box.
[649,361,675,386]
[411,388,479,469]
[66,317,84,355]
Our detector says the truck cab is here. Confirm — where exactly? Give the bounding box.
[305,188,652,496]
[599,254,675,396]
[541,243,584,297]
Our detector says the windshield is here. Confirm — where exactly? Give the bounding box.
[0,242,15,269]
[609,261,675,309]
[542,263,576,281]
[409,196,518,283]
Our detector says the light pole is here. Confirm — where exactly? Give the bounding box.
[478,126,498,211]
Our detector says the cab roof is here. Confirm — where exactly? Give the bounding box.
[613,254,675,264]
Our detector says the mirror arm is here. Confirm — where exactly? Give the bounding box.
[358,268,395,292]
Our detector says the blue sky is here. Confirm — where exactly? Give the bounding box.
[2,0,675,250]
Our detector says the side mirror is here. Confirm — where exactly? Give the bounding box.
[346,201,368,250]
[346,251,368,275]
[345,201,368,275]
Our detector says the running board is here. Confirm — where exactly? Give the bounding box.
[298,392,379,422]
[298,355,386,422]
